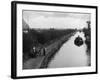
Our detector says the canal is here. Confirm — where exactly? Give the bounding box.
[48,31,90,68]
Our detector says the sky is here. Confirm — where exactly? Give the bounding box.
[23,10,91,29]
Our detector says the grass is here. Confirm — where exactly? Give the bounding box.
[23,28,75,59]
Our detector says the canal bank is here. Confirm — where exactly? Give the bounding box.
[40,32,75,68]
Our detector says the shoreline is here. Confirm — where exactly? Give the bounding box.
[40,32,75,68]
[23,32,75,69]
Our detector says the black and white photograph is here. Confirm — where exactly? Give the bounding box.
[23,10,91,69]
[11,1,97,79]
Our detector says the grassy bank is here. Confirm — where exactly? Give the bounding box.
[83,28,91,54]
[83,28,91,66]
[23,28,76,69]
[23,29,75,62]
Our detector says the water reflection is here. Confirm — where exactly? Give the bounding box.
[48,31,90,68]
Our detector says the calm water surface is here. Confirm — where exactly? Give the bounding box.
[48,32,90,68]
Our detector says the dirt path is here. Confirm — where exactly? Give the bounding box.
[23,56,45,69]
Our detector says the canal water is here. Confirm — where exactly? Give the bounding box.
[48,31,90,68]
